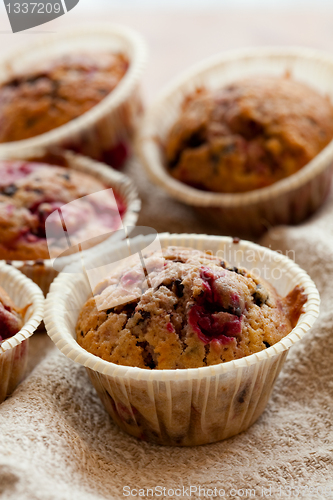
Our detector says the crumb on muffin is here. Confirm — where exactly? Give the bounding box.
[165,76,333,193]
[76,246,307,369]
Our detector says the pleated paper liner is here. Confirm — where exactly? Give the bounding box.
[44,233,320,446]
[137,47,333,238]
[0,263,44,403]
[1,148,141,295]
[0,24,147,169]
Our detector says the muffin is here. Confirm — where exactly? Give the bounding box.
[0,53,128,140]
[165,76,333,193]
[0,159,126,261]
[46,233,319,445]
[0,26,147,169]
[76,246,307,369]
[0,263,44,403]
[0,53,129,168]
[0,286,25,343]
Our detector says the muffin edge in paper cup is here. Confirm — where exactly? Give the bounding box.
[1,149,141,295]
[137,46,333,237]
[0,263,44,403]
[44,233,320,446]
[0,24,147,169]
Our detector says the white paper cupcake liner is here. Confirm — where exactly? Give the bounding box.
[0,24,147,169]
[44,233,320,446]
[1,148,141,295]
[137,47,333,237]
[0,263,44,403]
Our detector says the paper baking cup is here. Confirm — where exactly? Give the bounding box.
[137,47,333,237]
[2,148,141,295]
[44,233,319,446]
[0,263,44,403]
[0,24,147,169]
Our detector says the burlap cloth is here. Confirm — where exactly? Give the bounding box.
[0,161,332,500]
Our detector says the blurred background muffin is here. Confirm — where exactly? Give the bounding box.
[0,26,147,169]
[165,76,333,193]
[0,53,128,144]
[138,48,333,237]
[0,150,140,294]
[0,158,126,261]
[0,263,44,403]
[0,286,25,344]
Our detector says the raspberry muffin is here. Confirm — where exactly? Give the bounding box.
[0,52,129,168]
[166,77,333,193]
[0,263,44,403]
[0,286,26,403]
[76,246,307,369]
[0,53,128,142]
[0,159,126,261]
[46,233,318,445]
[0,286,25,344]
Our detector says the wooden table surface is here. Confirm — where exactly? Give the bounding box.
[1,6,333,101]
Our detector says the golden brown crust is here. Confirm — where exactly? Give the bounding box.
[166,77,333,193]
[76,246,307,369]
[0,52,128,143]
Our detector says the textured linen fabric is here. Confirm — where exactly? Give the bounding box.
[0,162,332,500]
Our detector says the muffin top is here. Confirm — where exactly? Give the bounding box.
[76,246,307,369]
[165,76,333,193]
[0,52,128,143]
[0,286,24,343]
[0,160,126,261]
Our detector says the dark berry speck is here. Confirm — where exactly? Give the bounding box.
[2,184,18,196]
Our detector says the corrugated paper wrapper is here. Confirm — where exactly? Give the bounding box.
[0,24,147,169]
[3,149,141,295]
[137,47,333,237]
[44,233,319,446]
[0,264,44,403]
